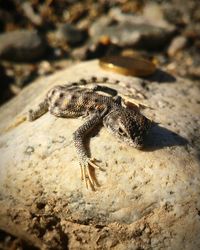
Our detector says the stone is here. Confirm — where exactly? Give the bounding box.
[89,8,176,49]
[167,35,187,57]
[0,60,200,249]
[21,2,42,26]
[54,24,87,46]
[143,2,169,28]
[38,61,53,76]
[0,30,46,62]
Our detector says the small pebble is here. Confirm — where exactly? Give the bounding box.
[0,30,46,61]
[167,36,187,57]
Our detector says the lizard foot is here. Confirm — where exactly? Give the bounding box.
[80,158,105,191]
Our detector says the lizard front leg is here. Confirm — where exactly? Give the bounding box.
[73,110,107,190]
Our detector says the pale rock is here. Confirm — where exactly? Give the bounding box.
[0,60,200,249]
[89,8,176,49]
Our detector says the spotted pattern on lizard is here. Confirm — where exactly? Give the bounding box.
[28,76,151,190]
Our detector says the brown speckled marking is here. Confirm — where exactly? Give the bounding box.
[28,76,151,190]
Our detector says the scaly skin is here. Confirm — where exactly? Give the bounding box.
[28,76,151,190]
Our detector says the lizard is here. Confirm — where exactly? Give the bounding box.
[27,76,152,190]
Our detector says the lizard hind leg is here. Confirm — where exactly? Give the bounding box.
[92,85,118,97]
[28,98,49,121]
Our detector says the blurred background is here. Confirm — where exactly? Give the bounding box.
[0,0,199,104]
[0,0,200,248]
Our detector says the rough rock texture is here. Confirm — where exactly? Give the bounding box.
[0,30,46,61]
[0,60,200,249]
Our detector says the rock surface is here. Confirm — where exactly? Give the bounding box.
[0,30,46,61]
[0,60,200,249]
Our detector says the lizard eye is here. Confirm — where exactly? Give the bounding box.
[118,127,123,133]
[118,127,127,136]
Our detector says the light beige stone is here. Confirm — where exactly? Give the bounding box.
[0,60,200,249]
[168,35,187,57]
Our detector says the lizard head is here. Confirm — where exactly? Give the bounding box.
[103,107,151,149]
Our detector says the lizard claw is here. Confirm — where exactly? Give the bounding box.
[88,158,106,171]
[79,158,105,190]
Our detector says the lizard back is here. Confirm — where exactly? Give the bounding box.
[46,85,115,118]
